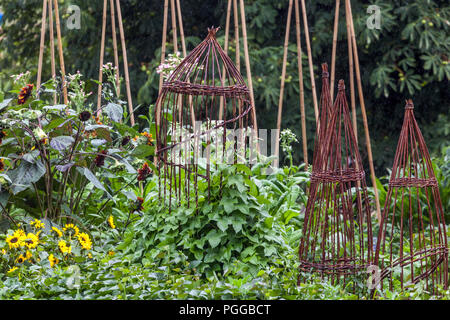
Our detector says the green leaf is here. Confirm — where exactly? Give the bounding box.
[8,160,46,194]
[105,102,123,122]
[206,229,222,248]
[216,218,229,232]
[50,136,75,151]
[132,145,154,159]
[82,168,112,198]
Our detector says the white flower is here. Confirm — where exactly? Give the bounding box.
[33,127,48,140]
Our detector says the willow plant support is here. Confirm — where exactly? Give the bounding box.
[97,0,135,125]
[298,80,374,292]
[36,0,68,105]
[375,100,448,295]
[155,28,254,209]
[329,0,381,222]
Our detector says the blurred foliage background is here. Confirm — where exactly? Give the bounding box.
[0,0,448,178]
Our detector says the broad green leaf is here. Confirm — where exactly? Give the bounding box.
[50,136,75,151]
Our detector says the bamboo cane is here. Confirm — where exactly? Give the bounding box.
[97,0,108,117]
[275,0,293,167]
[37,0,48,94]
[218,0,232,121]
[239,0,258,135]
[294,0,307,168]
[330,0,340,100]
[344,0,356,143]
[53,0,68,105]
[176,0,187,57]
[299,0,318,124]
[110,0,121,96]
[158,0,169,94]
[115,0,135,125]
[346,0,381,222]
[233,0,240,72]
[170,0,178,53]
[48,0,57,105]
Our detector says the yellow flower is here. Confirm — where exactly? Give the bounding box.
[14,228,26,238]
[58,240,71,254]
[24,233,39,249]
[107,215,116,229]
[49,254,59,267]
[51,226,63,238]
[63,223,79,236]
[77,232,92,250]
[1,249,6,255]
[7,266,18,274]
[108,251,115,256]
[30,218,44,229]
[25,250,32,260]
[6,234,22,249]
[88,252,93,259]
[15,254,26,264]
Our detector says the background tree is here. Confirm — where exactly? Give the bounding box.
[0,0,448,176]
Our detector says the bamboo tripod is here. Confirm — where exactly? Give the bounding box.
[275,0,319,168]
[36,0,68,105]
[97,0,135,125]
[220,0,259,134]
[154,0,188,166]
[158,0,187,94]
[329,0,381,222]
[155,0,259,147]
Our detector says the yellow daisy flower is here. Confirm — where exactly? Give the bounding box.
[15,254,26,264]
[30,218,44,229]
[63,223,79,236]
[24,233,39,249]
[108,251,115,256]
[7,266,18,274]
[77,232,92,250]
[58,240,72,254]
[107,215,116,229]
[14,228,26,238]
[51,226,63,238]
[1,249,6,255]
[48,254,59,267]
[6,234,22,249]
[25,250,32,260]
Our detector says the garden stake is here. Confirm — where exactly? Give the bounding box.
[48,0,57,105]
[155,27,254,209]
[52,0,68,105]
[329,0,381,222]
[36,0,68,105]
[239,0,258,136]
[96,0,135,125]
[275,0,311,169]
[374,99,448,295]
[298,79,374,293]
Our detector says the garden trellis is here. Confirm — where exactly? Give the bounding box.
[329,0,381,222]
[97,0,135,125]
[298,79,374,291]
[36,0,68,105]
[275,0,319,168]
[159,0,188,93]
[374,100,448,294]
[221,0,258,135]
[155,27,254,208]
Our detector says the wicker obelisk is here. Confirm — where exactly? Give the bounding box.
[298,80,374,290]
[375,100,448,294]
